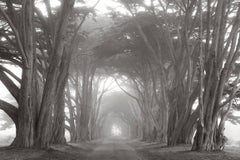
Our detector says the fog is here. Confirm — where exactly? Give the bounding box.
[1,77,240,146]
[1,2,240,160]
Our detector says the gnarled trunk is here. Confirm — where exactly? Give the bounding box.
[12,0,36,148]
[36,0,75,148]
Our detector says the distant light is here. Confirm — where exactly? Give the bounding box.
[111,125,122,136]
[173,36,178,40]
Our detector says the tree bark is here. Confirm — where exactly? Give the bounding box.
[12,0,36,148]
[36,0,75,148]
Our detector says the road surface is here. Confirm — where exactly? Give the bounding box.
[87,140,143,160]
[1,140,239,160]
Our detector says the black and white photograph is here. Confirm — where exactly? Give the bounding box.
[0,0,240,159]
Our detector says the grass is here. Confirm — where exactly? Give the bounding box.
[0,144,92,160]
[136,143,240,160]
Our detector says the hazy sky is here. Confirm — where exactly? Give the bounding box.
[36,0,127,15]
[225,112,240,141]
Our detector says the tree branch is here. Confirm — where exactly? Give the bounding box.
[0,99,18,125]
[0,65,21,83]
[0,6,27,63]
[0,68,20,103]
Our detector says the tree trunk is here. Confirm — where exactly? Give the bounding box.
[51,45,74,144]
[79,72,91,141]
[12,0,36,148]
[50,63,68,144]
[51,91,66,144]
[66,82,77,142]
[36,0,75,148]
[142,113,152,141]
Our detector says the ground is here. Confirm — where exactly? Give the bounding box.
[0,139,239,160]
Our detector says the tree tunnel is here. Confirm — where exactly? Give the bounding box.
[91,92,142,140]
[101,113,129,139]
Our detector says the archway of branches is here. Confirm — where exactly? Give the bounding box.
[96,91,142,140]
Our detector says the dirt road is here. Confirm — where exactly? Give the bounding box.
[87,140,143,160]
[1,140,240,160]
